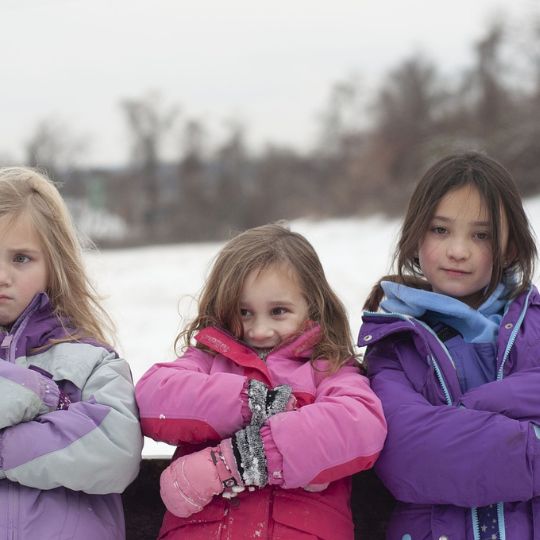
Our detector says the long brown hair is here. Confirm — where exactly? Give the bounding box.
[0,167,115,345]
[364,152,537,311]
[178,223,356,369]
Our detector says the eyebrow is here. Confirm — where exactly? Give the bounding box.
[239,300,296,307]
[431,216,490,227]
[8,247,42,254]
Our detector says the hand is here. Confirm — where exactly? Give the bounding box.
[160,439,242,518]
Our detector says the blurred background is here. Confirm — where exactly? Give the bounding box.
[3,0,540,248]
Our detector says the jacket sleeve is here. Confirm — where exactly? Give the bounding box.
[459,367,540,423]
[368,340,540,507]
[136,347,249,444]
[0,345,142,494]
[261,362,386,489]
[0,361,60,428]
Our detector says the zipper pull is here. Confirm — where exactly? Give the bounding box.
[1,335,12,348]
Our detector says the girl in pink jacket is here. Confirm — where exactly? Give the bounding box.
[135,223,386,540]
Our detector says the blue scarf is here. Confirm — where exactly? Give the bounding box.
[380,281,508,343]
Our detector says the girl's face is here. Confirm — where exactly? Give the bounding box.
[0,212,48,326]
[418,184,508,307]
[239,264,309,350]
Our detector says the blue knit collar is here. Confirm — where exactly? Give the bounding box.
[380,281,508,343]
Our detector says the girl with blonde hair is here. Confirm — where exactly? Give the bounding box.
[0,167,142,540]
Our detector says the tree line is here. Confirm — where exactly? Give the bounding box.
[10,19,540,246]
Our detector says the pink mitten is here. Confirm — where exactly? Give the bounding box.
[160,439,242,518]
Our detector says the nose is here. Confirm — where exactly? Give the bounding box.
[246,318,275,343]
[0,262,12,286]
[446,237,470,261]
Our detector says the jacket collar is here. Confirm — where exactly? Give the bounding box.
[1,293,74,362]
[195,324,321,380]
[359,286,539,390]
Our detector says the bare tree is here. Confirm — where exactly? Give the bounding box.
[120,91,179,240]
[468,22,510,132]
[25,118,88,180]
[173,119,213,240]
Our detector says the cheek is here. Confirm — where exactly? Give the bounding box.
[417,239,435,267]
[479,246,494,268]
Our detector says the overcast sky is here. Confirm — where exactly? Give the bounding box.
[1,0,537,167]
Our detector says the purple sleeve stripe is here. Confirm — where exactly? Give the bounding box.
[0,362,43,396]
[2,399,110,470]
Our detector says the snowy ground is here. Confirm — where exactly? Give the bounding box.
[85,196,540,456]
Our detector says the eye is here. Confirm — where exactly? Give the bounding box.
[271,307,288,316]
[475,231,491,241]
[240,308,251,318]
[431,226,447,235]
[13,254,31,264]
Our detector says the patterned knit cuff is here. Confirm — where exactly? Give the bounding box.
[233,425,268,487]
[247,380,270,426]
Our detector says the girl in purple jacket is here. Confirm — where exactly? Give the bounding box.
[0,167,142,540]
[136,223,387,540]
[359,152,539,539]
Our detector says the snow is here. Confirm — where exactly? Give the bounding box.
[85,197,540,456]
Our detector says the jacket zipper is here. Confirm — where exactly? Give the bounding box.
[489,289,531,540]
[497,287,532,381]
[428,354,452,405]
[363,311,456,402]
[471,507,480,540]
[471,289,531,540]
[2,297,43,540]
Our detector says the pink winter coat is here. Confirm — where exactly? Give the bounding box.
[136,325,386,540]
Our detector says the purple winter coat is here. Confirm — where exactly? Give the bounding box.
[358,285,540,540]
[0,293,142,540]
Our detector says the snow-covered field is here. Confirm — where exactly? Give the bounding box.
[85,196,540,456]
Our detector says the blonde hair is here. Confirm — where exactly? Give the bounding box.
[179,223,356,370]
[0,167,115,345]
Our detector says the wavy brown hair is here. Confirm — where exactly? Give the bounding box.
[364,152,537,311]
[178,223,356,370]
[0,167,115,345]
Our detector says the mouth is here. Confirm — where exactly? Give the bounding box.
[245,339,278,350]
[442,268,470,277]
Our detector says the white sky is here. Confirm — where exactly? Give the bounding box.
[1,0,537,166]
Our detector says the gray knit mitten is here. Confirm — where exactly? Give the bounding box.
[247,379,293,426]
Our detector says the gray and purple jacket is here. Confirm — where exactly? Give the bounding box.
[359,285,540,540]
[0,293,142,540]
